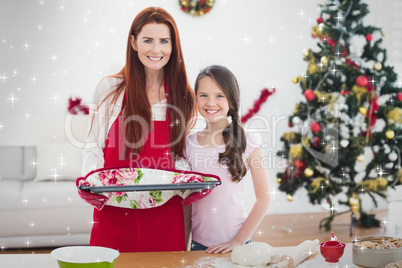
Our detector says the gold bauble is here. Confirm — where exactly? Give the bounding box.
[356,154,365,162]
[304,168,314,177]
[385,129,395,139]
[359,106,368,115]
[373,62,382,71]
[276,178,282,184]
[320,56,329,65]
[349,197,359,206]
[292,77,298,84]
[308,63,318,74]
[286,194,294,201]
[377,177,388,187]
[190,0,197,7]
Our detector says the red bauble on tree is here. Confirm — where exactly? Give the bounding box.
[397,92,402,101]
[366,34,373,41]
[310,121,322,133]
[356,75,369,87]
[312,136,321,147]
[293,160,306,169]
[304,89,316,101]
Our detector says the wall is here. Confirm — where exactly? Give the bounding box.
[1,0,401,215]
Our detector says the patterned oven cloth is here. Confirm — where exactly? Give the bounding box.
[76,166,220,210]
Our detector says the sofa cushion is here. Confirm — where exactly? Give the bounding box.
[34,142,82,181]
[0,146,36,181]
[0,180,86,210]
[0,180,22,210]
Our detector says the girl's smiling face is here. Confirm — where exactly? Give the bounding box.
[196,76,230,125]
[131,23,172,72]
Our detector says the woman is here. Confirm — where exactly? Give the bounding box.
[80,7,196,252]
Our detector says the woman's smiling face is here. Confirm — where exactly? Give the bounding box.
[131,23,172,72]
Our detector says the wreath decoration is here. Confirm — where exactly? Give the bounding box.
[179,0,215,17]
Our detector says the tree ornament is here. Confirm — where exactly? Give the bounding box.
[308,63,319,74]
[389,151,398,162]
[293,160,306,169]
[381,29,387,37]
[286,194,294,202]
[385,129,395,139]
[304,168,314,177]
[356,154,365,162]
[292,77,298,84]
[310,121,322,133]
[373,62,382,71]
[377,177,388,187]
[276,178,282,184]
[356,75,369,87]
[397,92,402,101]
[340,139,349,148]
[359,107,368,115]
[302,49,309,57]
[366,34,373,41]
[292,116,301,125]
[318,23,325,32]
[304,89,316,101]
[317,17,323,24]
[320,56,329,65]
[312,136,321,147]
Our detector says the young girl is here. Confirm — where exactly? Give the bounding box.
[185,65,271,253]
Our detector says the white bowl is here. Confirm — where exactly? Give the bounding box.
[51,246,119,268]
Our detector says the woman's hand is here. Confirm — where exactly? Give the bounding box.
[206,239,242,254]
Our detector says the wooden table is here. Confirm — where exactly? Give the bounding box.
[0,244,363,268]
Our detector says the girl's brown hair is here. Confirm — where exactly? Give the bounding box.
[99,7,196,159]
[194,65,247,182]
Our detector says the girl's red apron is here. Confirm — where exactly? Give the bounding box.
[89,95,186,252]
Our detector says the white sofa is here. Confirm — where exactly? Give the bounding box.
[0,115,93,249]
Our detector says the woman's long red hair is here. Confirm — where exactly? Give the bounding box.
[106,7,196,159]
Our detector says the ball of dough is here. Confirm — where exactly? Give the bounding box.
[231,242,279,267]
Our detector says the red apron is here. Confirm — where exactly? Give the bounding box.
[90,93,186,252]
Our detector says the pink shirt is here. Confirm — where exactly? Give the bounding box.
[185,131,262,247]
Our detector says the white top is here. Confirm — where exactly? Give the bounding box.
[184,131,262,247]
[81,76,169,176]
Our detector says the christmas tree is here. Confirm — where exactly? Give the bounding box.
[276,0,402,231]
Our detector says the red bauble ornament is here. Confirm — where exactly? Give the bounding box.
[317,17,323,24]
[293,160,306,169]
[366,34,373,41]
[312,136,321,147]
[304,89,316,101]
[397,92,402,101]
[310,121,322,133]
[356,75,369,87]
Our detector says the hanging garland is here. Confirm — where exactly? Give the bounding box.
[179,0,215,17]
[241,88,276,124]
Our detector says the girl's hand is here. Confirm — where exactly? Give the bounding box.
[206,239,242,254]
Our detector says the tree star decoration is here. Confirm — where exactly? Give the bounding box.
[241,88,276,124]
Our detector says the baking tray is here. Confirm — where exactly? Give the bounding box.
[78,181,221,193]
